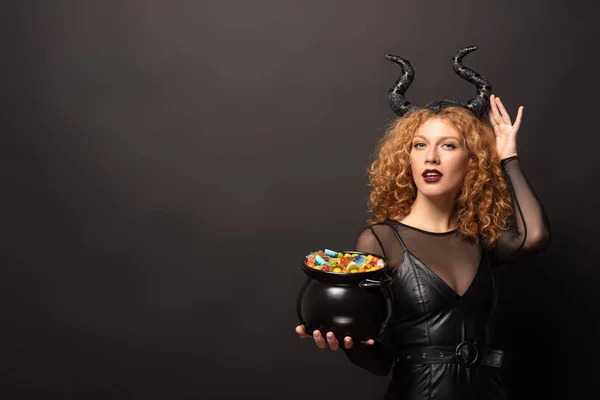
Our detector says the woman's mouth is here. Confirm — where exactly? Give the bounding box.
[422,169,443,183]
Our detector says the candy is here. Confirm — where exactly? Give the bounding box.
[345,261,359,272]
[314,255,326,266]
[354,255,366,267]
[304,249,385,274]
[324,249,339,257]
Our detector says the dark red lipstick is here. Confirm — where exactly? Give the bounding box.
[422,169,443,183]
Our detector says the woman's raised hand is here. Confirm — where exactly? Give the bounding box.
[295,325,375,350]
[487,94,522,160]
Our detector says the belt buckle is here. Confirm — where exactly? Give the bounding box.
[455,341,479,367]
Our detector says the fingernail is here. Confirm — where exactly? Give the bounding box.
[314,331,319,337]
[327,332,333,339]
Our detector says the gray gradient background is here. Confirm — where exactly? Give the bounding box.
[1,1,599,399]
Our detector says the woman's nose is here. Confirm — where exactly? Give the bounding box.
[426,149,440,164]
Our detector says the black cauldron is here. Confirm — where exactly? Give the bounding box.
[296,251,394,342]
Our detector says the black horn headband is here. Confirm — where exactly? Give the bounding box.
[386,46,492,119]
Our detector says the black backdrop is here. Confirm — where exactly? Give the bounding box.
[2,1,599,399]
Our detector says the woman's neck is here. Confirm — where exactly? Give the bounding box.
[400,191,458,232]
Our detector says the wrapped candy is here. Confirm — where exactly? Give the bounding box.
[324,249,341,257]
[314,255,327,266]
[354,255,366,267]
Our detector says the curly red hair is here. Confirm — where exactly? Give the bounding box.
[367,106,513,247]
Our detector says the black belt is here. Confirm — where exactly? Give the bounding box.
[394,341,504,368]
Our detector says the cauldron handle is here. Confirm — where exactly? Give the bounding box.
[359,276,393,289]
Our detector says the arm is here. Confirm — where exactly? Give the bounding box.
[487,95,551,265]
[341,227,394,376]
[492,156,551,264]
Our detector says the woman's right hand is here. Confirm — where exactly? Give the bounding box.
[295,325,375,350]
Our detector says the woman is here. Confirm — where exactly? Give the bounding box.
[296,46,551,399]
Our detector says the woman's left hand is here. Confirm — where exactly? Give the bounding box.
[487,94,523,160]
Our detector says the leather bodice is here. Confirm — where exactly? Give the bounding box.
[389,225,495,351]
[383,226,506,399]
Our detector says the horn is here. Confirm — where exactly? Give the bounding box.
[385,54,419,117]
[452,46,492,118]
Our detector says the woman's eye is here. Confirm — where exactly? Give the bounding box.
[414,143,456,149]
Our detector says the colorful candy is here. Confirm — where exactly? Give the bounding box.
[314,255,326,266]
[325,249,341,258]
[354,255,366,267]
[304,249,385,274]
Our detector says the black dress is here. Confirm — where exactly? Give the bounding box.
[342,156,551,400]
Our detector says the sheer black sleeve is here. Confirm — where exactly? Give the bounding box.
[340,226,394,377]
[491,156,551,265]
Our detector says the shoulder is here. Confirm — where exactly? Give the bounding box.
[355,221,398,248]
[356,220,396,237]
